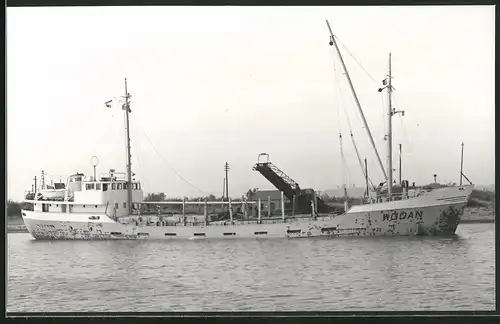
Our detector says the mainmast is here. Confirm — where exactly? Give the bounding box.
[326,20,387,181]
[124,78,133,214]
[379,54,404,199]
[387,54,393,197]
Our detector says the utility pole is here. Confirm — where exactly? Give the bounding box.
[33,176,37,193]
[460,142,464,186]
[224,162,230,201]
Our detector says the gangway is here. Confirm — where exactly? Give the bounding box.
[252,153,333,214]
[252,153,301,200]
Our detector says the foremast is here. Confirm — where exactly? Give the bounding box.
[105,78,134,215]
[124,78,133,214]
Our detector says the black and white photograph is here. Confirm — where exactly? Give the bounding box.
[6,5,495,313]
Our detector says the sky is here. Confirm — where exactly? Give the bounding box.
[7,6,495,201]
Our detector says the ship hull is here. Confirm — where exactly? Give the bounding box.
[21,186,471,240]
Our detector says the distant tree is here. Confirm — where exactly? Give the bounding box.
[144,192,166,202]
[7,200,22,217]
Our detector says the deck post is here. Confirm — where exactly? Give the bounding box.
[204,200,208,226]
[182,198,186,226]
[243,197,248,219]
[258,199,261,224]
[267,196,271,217]
[281,191,285,222]
[292,195,295,216]
[229,198,233,223]
[312,190,317,219]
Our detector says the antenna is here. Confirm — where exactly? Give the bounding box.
[224,162,230,201]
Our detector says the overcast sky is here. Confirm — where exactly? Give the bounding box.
[7,6,494,200]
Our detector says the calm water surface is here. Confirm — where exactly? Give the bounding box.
[7,223,495,312]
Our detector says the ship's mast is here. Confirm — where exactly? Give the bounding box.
[124,78,133,214]
[380,54,404,199]
[387,54,393,198]
[326,20,388,181]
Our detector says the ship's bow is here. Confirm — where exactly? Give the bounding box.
[422,185,474,236]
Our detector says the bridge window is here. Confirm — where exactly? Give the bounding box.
[117,183,123,190]
[124,183,128,190]
[123,202,126,209]
[96,183,102,190]
[86,183,94,190]
[115,203,119,209]
[103,183,108,192]
[112,183,116,190]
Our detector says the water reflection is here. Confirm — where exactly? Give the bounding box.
[8,224,494,312]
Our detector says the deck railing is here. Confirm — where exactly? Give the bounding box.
[363,189,425,204]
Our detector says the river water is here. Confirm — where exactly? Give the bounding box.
[7,223,495,312]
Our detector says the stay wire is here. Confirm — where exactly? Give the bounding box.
[330,47,348,189]
[336,36,380,86]
[141,131,209,195]
[331,46,376,189]
[126,102,210,196]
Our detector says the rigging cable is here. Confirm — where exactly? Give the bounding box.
[331,46,350,189]
[392,93,413,154]
[130,128,149,192]
[331,46,376,190]
[392,93,416,181]
[337,35,388,150]
[336,36,380,87]
[141,131,209,195]
[129,105,210,196]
